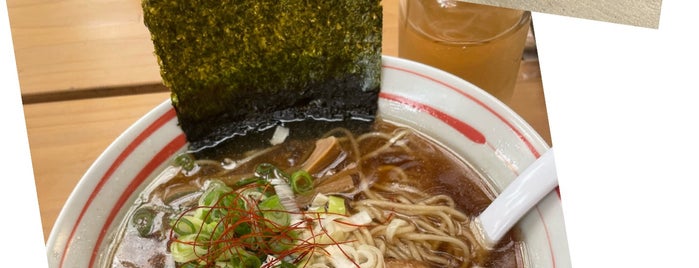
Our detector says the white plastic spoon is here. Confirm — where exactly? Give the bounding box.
[471,148,558,248]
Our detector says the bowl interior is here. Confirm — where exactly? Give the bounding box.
[46,56,570,268]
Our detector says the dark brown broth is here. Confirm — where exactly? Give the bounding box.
[104,119,523,268]
[366,121,523,267]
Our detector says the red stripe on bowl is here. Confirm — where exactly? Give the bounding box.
[380,92,486,144]
[383,64,541,158]
[89,134,186,268]
[536,206,557,268]
[60,108,177,268]
[378,71,557,267]
[70,65,559,267]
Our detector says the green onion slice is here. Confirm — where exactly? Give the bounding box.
[290,170,313,194]
[170,233,209,263]
[255,163,276,177]
[172,216,204,236]
[258,195,290,230]
[131,207,156,237]
[327,195,347,215]
[173,153,196,171]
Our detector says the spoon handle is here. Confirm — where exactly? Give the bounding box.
[476,148,558,247]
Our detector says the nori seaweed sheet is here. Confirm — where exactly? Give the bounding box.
[142,0,382,153]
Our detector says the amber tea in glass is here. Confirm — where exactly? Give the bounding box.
[399,0,531,102]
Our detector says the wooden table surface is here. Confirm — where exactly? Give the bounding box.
[11,0,551,242]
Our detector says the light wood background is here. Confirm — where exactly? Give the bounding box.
[9,0,551,241]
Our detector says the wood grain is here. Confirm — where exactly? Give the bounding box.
[8,0,162,95]
[24,92,171,241]
[16,0,550,242]
[24,61,549,242]
[7,0,401,96]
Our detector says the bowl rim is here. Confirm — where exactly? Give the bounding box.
[46,55,568,268]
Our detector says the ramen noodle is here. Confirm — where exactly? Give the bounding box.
[102,119,524,267]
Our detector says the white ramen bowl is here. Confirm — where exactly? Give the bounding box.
[46,56,571,268]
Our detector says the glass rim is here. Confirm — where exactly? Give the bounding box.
[478,10,532,44]
[405,7,532,46]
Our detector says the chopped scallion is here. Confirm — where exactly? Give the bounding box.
[200,182,233,207]
[290,170,313,194]
[170,233,209,263]
[179,262,201,268]
[173,153,196,171]
[268,230,299,254]
[327,195,347,215]
[255,163,276,177]
[172,216,203,236]
[131,207,156,237]
[234,177,263,187]
[258,195,290,230]
[237,250,262,268]
[278,261,296,268]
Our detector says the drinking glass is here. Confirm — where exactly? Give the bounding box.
[399,0,531,102]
